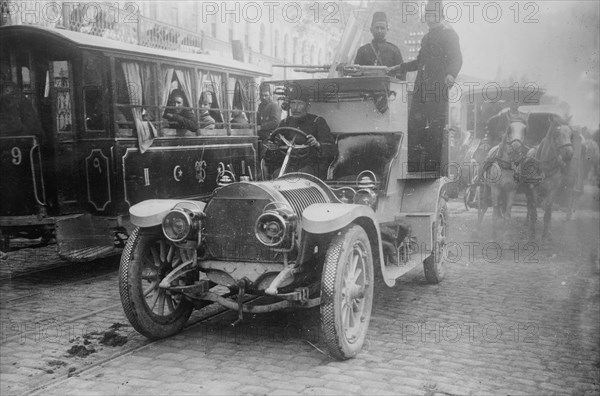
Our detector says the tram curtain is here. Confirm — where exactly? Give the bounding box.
[121,62,157,153]
[174,70,192,107]
[201,71,223,124]
[227,77,252,121]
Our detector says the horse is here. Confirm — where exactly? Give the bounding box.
[581,130,600,185]
[522,116,574,239]
[477,120,527,235]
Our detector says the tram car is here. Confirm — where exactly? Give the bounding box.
[0,25,269,261]
[119,70,450,360]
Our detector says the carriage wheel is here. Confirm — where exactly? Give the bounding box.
[463,186,470,211]
[464,184,477,211]
[423,199,447,284]
[320,225,374,360]
[476,184,484,221]
[119,227,193,339]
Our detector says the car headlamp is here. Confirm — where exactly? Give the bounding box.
[162,208,199,243]
[354,189,377,208]
[255,205,296,247]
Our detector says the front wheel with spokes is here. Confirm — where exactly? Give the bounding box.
[320,225,374,360]
[119,228,194,339]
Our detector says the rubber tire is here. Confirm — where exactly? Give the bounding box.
[423,199,448,284]
[320,225,374,360]
[119,227,193,339]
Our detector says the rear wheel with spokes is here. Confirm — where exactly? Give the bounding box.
[423,199,448,284]
[119,228,193,339]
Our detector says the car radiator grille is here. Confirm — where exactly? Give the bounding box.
[276,185,330,217]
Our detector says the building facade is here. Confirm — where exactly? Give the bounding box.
[0,0,349,80]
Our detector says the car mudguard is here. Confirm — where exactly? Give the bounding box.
[397,177,449,250]
[302,203,386,280]
[129,199,206,228]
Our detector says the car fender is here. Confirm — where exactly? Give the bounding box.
[302,203,385,274]
[129,199,206,228]
[397,177,449,252]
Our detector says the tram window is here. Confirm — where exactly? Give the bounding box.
[197,70,226,134]
[161,68,197,136]
[51,61,73,132]
[84,86,105,131]
[115,60,157,138]
[21,67,31,92]
[227,76,255,135]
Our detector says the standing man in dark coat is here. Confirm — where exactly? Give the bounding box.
[396,0,462,171]
[257,86,282,141]
[354,12,405,80]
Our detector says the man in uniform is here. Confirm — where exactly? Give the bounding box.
[257,86,282,141]
[395,0,462,171]
[354,11,405,79]
[263,87,337,179]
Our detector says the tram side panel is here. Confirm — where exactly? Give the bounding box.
[0,136,47,222]
[78,138,258,217]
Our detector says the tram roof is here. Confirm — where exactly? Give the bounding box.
[0,25,271,77]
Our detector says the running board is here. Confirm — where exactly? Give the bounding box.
[55,214,120,262]
[58,245,120,262]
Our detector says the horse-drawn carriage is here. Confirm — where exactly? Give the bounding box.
[465,103,582,239]
[453,85,547,210]
[119,70,450,359]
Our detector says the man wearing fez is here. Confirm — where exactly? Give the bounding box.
[263,87,336,180]
[354,11,405,79]
[257,85,282,141]
[394,0,462,170]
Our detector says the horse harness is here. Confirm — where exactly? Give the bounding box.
[482,125,527,183]
[522,124,574,183]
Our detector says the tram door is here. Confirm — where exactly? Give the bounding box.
[48,60,79,214]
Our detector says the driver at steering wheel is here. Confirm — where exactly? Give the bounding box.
[263,89,337,179]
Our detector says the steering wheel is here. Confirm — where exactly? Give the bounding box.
[266,127,311,177]
[268,127,310,156]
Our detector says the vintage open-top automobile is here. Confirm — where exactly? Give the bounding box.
[119,72,449,360]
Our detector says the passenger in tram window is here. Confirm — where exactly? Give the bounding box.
[230,106,249,129]
[114,107,131,131]
[0,80,43,137]
[198,91,216,130]
[162,89,198,133]
[257,86,282,140]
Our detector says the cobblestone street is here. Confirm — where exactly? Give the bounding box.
[1,200,599,395]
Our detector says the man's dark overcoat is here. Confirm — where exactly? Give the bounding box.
[403,23,462,128]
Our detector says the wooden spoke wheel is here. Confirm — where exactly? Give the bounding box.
[119,228,194,339]
[320,225,374,360]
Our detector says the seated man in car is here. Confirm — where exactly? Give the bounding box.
[162,89,198,134]
[263,89,336,179]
